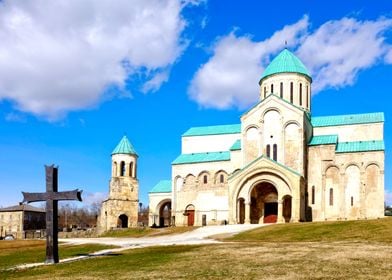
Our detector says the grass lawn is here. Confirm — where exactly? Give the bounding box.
[1,218,392,279]
[227,217,392,243]
[100,226,198,238]
[0,240,117,271]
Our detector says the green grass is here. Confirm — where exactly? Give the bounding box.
[0,240,117,271]
[227,217,392,242]
[100,226,197,238]
[2,219,392,279]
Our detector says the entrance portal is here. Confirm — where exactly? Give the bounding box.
[185,205,195,226]
[159,201,172,227]
[250,182,278,224]
[118,214,128,228]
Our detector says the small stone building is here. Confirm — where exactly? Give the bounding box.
[97,136,139,233]
[0,204,45,239]
[149,49,385,226]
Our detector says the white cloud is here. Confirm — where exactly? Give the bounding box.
[189,16,392,109]
[0,0,191,120]
[189,16,309,109]
[82,191,107,207]
[141,70,170,93]
[297,17,392,92]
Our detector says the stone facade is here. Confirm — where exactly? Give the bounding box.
[98,137,139,233]
[0,204,45,239]
[148,49,385,226]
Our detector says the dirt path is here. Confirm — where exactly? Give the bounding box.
[10,224,266,270]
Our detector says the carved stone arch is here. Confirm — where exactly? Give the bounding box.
[244,124,260,131]
[174,175,183,192]
[234,170,293,203]
[214,170,228,184]
[198,170,211,186]
[323,164,340,176]
[343,162,361,173]
[283,120,301,129]
[365,161,382,170]
[184,174,196,189]
[261,108,281,120]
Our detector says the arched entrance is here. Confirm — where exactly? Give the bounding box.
[118,214,128,228]
[238,198,245,224]
[250,182,278,224]
[283,195,292,223]
[185,205,195,226]
[159,201,172,227]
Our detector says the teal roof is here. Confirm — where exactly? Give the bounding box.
[183,124,241,137]
[336,140,384,153]
[312,112,384,127]
[112,136,137,155]
[308,135,338,146]
[149,180,172,193]
[260,49,311,82]
[230,139,241,151]
[229,154,302,179]
[172,151,230,165]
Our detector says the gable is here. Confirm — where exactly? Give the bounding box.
[241,94,307,123]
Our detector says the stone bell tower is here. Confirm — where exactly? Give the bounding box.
[98,136,139,233]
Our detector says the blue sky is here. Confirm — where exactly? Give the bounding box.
[0,0,392,208]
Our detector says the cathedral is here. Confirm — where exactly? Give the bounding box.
[149,49,385,227]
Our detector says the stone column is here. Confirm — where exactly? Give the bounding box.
[244,202,251,224]
[277,200,284,223]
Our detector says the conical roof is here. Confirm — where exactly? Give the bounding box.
[112,136,137,156]
[260,49,311,82]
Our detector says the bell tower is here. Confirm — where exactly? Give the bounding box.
[98,136,139,233]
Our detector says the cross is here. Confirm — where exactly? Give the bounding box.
[22,165,82,264]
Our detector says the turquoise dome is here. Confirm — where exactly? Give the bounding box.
[259,49,311,83]
[112,136,137,155]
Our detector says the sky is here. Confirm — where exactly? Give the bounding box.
[0,0,392,208]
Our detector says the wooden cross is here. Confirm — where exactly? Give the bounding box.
[22,165,82,264]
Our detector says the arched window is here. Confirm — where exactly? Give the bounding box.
[203,175,207,184]
[220,174,224,183]
[329,188,333,206]
[129,162,134,177]
[311,186,315,204]
[299,83,302,106]
[306,85,309,108]
[280,82,283,98]
[266,144,271,157]
[113,162,117,177]
[271,84,274,93]
[351,196,354,206]
[290,82,293,103]
[120,161,126,176]
[273,144,277,161]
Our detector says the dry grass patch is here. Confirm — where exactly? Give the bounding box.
[0,240,117,271]
[228,217,392,243]
[3,242,392,279]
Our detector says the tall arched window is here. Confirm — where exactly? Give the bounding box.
[271,84,274,93]
[329,188,333,206]
[351,196,354,206]
[266,145,271,158]
[203,175,207,184]
[273,144,277,161]
[129,162,134,177]
[264,87,267,98]
[280,82,283,98]
[290,82,293,103]
[220,174,224,183]
[311,186,315,204]
[299,83,302,106]
[113,162,117,177]
[306,85,309,108]
[120,161,126,176]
